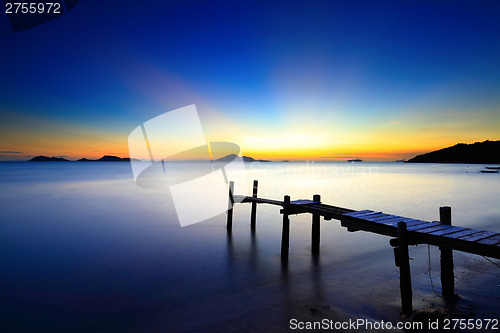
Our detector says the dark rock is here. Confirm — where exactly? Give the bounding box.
[406,140,500,164]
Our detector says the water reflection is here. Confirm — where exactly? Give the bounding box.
[250,227,259,273]
[226,229,234,277]
[311,252,322,303]
[224,217,332,324]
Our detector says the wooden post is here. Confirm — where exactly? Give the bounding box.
[440,206,456,301]
[250,180,258,231]
[281,195,291,261]
[311,194,321,255]
[226,181,234,232]
[397,222,413,315]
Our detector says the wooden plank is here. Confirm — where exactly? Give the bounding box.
[459,231,499,242]
[443,229,481,239]
[341,218,397,237]
[391,217,425,224]
[411,229,500,259]
[364,211,383,216]
[233,194,246,202]
[322,206,355,214]
[373,216,406,225]
[291,205,349,220]
[384,219,428,228]
[247,197,282,205]
[291,199,320,205]
[340,215,406,227]
[371,215,402,222]
[376,217,405,224]
[477,234,500,245]
[415,225,454,234]
[407,222,442,231]
[317,207,356,215]
[362,213,392,221]
[343,210,374,217]
[429,226,467,236]
[305,206,341,214]
[313,205,349,212]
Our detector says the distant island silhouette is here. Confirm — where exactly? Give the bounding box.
[31,143,499,164]
[29,154,269,162]
[29,156,71,162]
[215,154,269,163]
[78,156,132,162]
[242,155,270,162]
[406,140,500,164]
[29,155,132,162]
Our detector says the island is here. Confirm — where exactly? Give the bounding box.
[406,140,500,164]
[28,154,265,163]
[28,156,70,162]
[29,155,131,162]
[77,155,131,162]
[215,154,269,163]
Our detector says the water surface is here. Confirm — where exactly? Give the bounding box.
[0,162,499,332]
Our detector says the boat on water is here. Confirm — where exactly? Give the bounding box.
[485,166,500,170]
[481,169,499,173]
[347,158,363,162]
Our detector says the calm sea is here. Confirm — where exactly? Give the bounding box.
[0,162,499,332]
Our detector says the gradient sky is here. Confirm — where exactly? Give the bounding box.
[1,0,499,161]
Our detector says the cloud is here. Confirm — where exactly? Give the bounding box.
[388,120,400,125]
[0,151,23,153]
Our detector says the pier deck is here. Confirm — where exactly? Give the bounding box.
[235,195,500,259]
[230,182,500,314]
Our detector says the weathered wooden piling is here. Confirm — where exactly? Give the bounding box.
[250,180,258,231]
[226,181,234,232]
[439,206,455,301]
[397,222,413,315]
[311,194,321,255]
[281,195,291,261]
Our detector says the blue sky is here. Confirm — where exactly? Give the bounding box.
[1,0,499,160]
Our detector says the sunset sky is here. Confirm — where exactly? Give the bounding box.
[1,0,499,161]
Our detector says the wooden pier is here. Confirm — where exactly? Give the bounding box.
[227,180,500,315]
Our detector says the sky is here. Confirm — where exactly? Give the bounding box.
[1,0,499,161]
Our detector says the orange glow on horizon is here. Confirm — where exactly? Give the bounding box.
[2,103,499,161]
